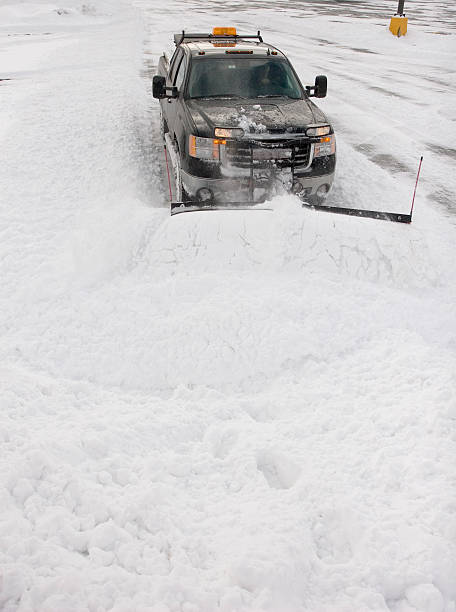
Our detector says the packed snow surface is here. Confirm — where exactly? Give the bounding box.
[1,1,455,611]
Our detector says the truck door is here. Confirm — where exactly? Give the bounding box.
[160,47,180,127]
[170,52,188,153]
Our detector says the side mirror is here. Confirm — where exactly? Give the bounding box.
[314,75,327,98]
[152,75,179,99]
[306,75,327,98]
[153,75,166,99]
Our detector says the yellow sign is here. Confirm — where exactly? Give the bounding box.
[389,16,408,37]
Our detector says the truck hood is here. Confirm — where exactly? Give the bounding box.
[186,98,328,138]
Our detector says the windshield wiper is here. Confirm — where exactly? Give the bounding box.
[255,94,298,99]
[192,94,248,100]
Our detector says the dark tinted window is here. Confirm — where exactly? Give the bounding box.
[188,58,302,99]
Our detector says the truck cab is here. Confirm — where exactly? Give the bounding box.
[153,28,336,206]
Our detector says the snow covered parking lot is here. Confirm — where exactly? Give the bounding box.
[1,1,456,610]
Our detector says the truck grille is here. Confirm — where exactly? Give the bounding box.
[225,139,311,169]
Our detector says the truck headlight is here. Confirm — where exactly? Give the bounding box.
[189,135,226,160]
[313,134,336,157]
[214,127,244,138]
[306,125,331,137]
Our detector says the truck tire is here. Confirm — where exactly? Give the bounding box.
[305,195,326,207]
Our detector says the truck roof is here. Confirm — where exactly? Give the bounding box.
[184,40,286,58]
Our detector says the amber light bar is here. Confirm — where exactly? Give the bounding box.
[213,27,237,36]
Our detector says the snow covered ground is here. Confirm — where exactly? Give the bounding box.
[1,1,455,610]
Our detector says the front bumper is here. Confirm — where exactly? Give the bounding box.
[182,137,336,203]
[181,168,335,203]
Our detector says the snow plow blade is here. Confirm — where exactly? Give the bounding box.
[170,201,412,223]
[302,202,412,223]
[170,202,273,216]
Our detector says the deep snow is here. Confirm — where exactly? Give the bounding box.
[0,1,455,611]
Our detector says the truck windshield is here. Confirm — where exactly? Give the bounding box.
[187,57,302,100]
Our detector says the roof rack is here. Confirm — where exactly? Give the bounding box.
[174,30,263,46]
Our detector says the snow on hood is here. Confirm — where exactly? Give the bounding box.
[187,98,327,137]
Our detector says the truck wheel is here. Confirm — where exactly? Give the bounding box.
[305,194,326,207]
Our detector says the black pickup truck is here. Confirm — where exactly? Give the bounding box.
[153,28,336,207]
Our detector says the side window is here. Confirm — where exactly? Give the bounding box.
[169,49,183,83]
[174,54,187,91]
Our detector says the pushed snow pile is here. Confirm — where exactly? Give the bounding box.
[149,197,439,288]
